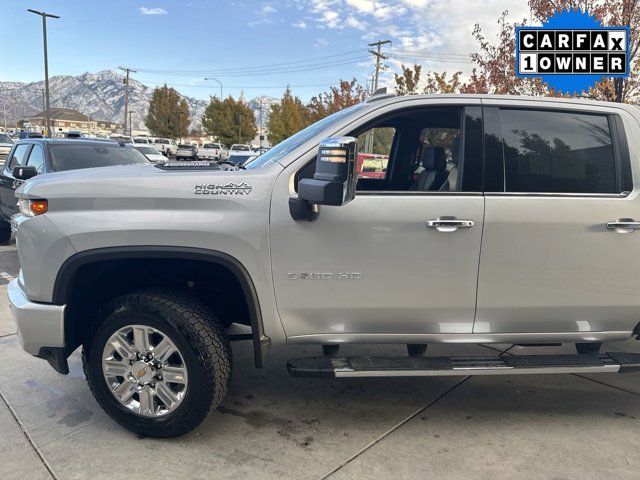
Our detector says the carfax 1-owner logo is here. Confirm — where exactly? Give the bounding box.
[516,9,631,93]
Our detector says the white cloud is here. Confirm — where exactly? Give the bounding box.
[138,7,167,15]
[345,0,375,13]
[321,10,340,27]
[247,18,276,26]
[345,15,367,30]
[292,20,309,28]
[295,0,530,84]
[262,4,277,14]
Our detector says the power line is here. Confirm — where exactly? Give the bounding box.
[392,49,471,58]
[132,49,369,76]
[138,80,348,89]
[390,54,474,64]
[134,56,370,77]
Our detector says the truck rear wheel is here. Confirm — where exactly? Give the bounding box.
[82,288,231,437]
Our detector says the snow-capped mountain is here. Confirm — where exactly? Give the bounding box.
[0,70,276,133]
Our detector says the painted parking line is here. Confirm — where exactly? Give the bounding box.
[0,271,15,285]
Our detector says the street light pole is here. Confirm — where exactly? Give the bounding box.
[204,78,223,99]
[28,9,59,138]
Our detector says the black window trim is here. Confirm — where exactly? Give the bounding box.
[484,105,632,198]
[6,142,34,173]
[26,143,47,173]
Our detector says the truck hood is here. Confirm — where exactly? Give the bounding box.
[17,163,283,201]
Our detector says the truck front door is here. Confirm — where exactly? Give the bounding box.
[270,104,485,341]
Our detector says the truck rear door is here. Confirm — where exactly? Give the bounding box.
[475,101,640,336]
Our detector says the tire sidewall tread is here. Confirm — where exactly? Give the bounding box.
[83,288,231,438]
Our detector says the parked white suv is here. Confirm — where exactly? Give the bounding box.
[8,93,640,438]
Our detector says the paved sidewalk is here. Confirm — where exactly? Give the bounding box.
[1,273,639,479]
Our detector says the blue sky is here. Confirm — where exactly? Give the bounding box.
[0,0,529,100]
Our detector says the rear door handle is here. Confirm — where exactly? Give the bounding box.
[426,218,474,233]
[606,219,640,233]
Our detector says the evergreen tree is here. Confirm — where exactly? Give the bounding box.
[202,96,257,146]
[267,87,310,144]
[145,85,190,138]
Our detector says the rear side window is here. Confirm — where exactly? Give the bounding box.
[500,109,618,194]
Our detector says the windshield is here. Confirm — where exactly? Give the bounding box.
[133,138,149,143]
[49,144,149,171]
[178,144,194,149]
[244,103,367,169]
[155,139,169,144]
[0,134,12,144]
[231,145,250,151]
[203,144,219,149]
[228,154,254,165]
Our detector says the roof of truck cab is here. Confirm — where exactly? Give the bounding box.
[369,93,640,112]
[13,138,130,146]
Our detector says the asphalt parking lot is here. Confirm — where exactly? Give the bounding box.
[1,242,640,480]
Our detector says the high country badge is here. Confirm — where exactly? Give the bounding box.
[194,182,253,195]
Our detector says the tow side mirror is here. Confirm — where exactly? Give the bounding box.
[290,137,358,221]
[13,165,38,180]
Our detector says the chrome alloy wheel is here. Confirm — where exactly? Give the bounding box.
[101,325,188,417]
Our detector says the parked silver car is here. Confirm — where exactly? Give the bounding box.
[0,132,14,165]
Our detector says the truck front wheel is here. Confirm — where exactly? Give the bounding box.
[82,288,231,437]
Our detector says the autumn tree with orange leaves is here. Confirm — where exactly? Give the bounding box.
[307,78,368,123]
[395,0,639,103]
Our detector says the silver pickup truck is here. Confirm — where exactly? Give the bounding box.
[8,93,640,437]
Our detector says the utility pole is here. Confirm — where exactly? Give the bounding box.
[119,66,136,136]
[258,100,263,150]
[41,89,45,110]
[368,39,391,93]
[129,111,132,137]
[12,97,17,129]
[28,9,59,138]
[364,40,391,153]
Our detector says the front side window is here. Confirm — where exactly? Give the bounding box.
[26,144,46,173]
[500,109,619,194]
[8,144,31,170]
[356,127,394,180]
[351,107,463,193]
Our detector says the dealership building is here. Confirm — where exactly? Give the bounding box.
[22,108,122,136]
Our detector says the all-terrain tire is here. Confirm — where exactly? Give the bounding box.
[82,288,232,437]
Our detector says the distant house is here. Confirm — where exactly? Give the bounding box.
[25,108,122,136]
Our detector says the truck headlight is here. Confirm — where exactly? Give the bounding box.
[18,199,48,217]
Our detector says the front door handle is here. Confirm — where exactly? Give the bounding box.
[606,219,640,233]
[426,217,474,233]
